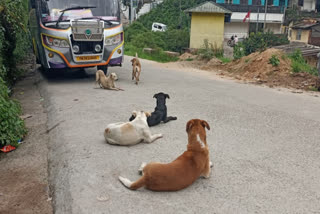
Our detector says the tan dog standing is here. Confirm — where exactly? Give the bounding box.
[119,119,212,191]
[130,53,141,85]
[95,70,123,91]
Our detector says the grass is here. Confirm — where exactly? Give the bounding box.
[308,86,319,91]
[217,56,231,63]
[288,50,318,76]
[186,58,194,61]
[124,44,179,63]
[245,58,250,63]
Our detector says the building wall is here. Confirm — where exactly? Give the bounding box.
[289,29,310,43]
[224,22,249,38]
[265,23,282,33]
[301,0,316,11]
[190,13,225,49]
[310,25,320,46]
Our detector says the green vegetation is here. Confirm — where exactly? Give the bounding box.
[288,50,318,76]
[125,43,178,62]
[124,22,188,62]
[0,0,30,147]
[137,0,207,30]
[124,0,209,61]
[218,56,231,63]
[233,32,289,59]
[0,78,26,147]
[197,39,223,60]
[269,55,280,67]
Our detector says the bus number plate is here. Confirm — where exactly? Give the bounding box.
[76,56,100,61]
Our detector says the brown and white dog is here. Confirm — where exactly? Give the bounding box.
[130,53,141,85]
[104,111,163,146]
[95,70,123,91]
[118,119,212,191]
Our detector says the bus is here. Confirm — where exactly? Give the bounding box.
[29,0,123,74]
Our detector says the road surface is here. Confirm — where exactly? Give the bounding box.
[38,57,320,213]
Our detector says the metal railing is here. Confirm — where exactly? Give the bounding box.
[218,3,285,13]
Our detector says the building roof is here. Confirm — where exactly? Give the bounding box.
[291,19,320,29]
[185,1,232,14]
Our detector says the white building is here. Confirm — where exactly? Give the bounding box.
[225,12,284,38]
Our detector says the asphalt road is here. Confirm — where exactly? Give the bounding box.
[38,57,320,214]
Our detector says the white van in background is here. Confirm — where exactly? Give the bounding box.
[152,22,167,32]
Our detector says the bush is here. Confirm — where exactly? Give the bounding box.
[0,0,30,84]
[198,39,223,60]
[0,78,26,147]
[234,32,289,58]
[288,49,318,76]
[269,55,280,66]
[233,42,246,59]
[137,0,208,30]
[124,43,178,63]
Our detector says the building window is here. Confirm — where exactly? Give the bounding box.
[296,29,302,40]
[298,0,303,7]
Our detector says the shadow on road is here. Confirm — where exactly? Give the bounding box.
[39,67,95,83]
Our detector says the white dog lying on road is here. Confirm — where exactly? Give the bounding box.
[104,111,163,146]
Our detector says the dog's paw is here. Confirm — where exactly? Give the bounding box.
[158,134,163,138]
[138,162,147,174]
[119,176,133,188]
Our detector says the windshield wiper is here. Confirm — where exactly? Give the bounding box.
[78,17,113,26]
[56,6,97,28]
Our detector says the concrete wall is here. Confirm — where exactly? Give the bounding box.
[301,0,316,11]
[265,23,282,34]
[224,22,249,38]
[230,12,284,23]
[190,13,225,49]
[289,29,310,43]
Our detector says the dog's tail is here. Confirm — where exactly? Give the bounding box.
[96,70,104,82]
[135,52,138,58]
[119,176,145,190]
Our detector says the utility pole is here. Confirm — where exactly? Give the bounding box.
[130,0,133,24]
[263,0,267,32]
[256,7,259,33]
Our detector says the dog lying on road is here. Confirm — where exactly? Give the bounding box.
[104,111,163,146]
[95,70,123,91]
[131,53,141,85]
[119,119,212,191]
[129,92,177,127]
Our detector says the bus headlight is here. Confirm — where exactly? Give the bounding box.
[72,45,80,53]
[43,34,70,48]
[95,44,102,52]
[105,33,122,46]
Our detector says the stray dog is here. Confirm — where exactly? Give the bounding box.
[130,53,141,85]
[129,92,177,127]
[95,70,123,91]
[119,119,212,191]
[104,111,163,146]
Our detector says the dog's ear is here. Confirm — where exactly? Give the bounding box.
[165,94,170,99]
[132,111,137,117]
[201,120,210,130]
[153,93,158,99]
[186,120,194,133]
[144,112,151,117]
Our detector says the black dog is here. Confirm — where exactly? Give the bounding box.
[129,92,177,127]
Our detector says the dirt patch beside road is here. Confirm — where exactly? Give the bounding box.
[178,49,320,91]
[0,67,52,214]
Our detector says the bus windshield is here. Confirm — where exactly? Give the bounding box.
[40,0,120,25]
